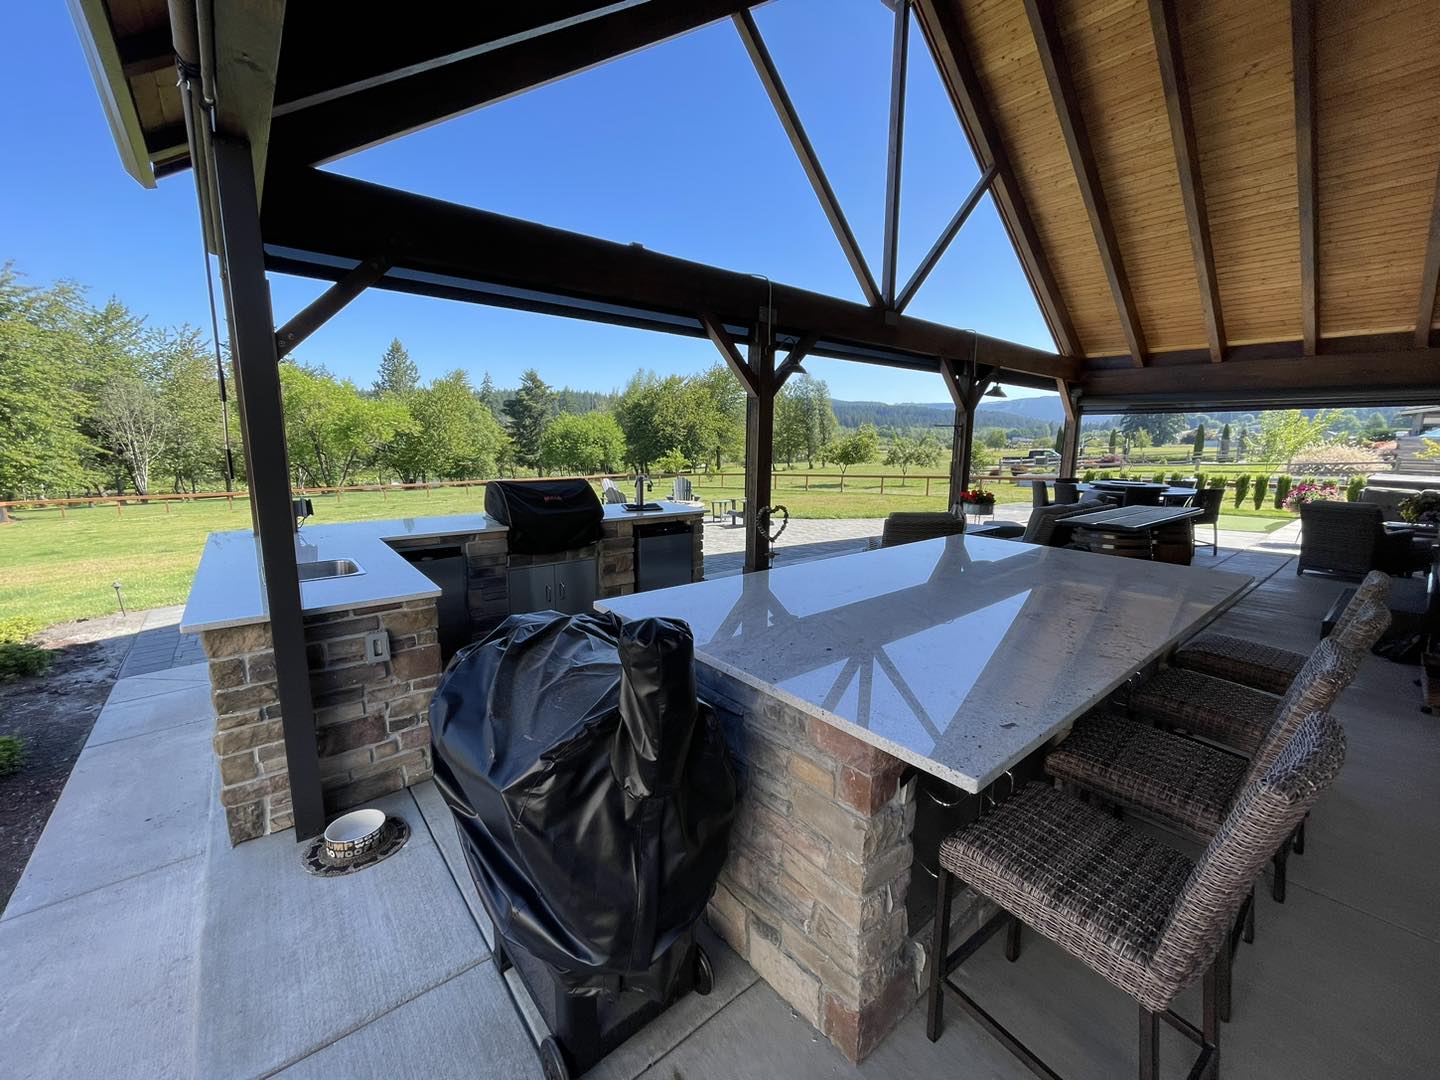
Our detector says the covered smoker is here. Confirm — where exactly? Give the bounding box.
[429,609,736,1079]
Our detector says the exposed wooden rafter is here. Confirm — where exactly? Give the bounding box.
[1415,161,1440,348]
[1292,0,1319,356]
[699,311,758,396]
[275,256,391,358]
[1147,0,1225,363]
[880,0,909,306]
[913,0,1081,359]
[1023,0,1147,367]
[733,10,882,307]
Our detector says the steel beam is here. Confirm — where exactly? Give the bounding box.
[275,256,391,358]
[914,0,1080,358]
[212,136,326,842]
[259,168,1076,383]
[895,164,996,314]
[881,1,910,305]
[733,10,882,306]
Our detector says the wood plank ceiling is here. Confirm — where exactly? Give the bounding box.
[951,0,1440,363]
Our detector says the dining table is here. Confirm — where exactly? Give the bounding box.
[1064,503,1203,563]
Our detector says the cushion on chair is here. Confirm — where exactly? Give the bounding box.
[1130,668,1278,753]
[940,783,1194,1006]
[1171,634,1306,695]
[1045,713,1246,841]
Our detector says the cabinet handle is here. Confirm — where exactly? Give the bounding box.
[558,581,567,599]
[545,583,553,603]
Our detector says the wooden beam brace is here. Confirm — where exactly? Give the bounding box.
[774,332,817,389]
[275,256,391,358]
[1415,161,1440,348]
[881,1,910,305]
[1292,0,1319,356]
[700,312,758,396]
[913,0,1081,358]
[733,10,882,307]
[1023,0,1147,367]
[1148,0,1225,363]
[895,164,996,314]
[1056,378,1081,476]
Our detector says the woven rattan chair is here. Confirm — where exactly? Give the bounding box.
[1131,598,1390,754]
[1173,571,1390,693]
[879,511,969,548]
[1049,637,1361,913]
[1190,488,1225,555]
[1031,480,1050,508]
[1298,500,1430,578]
[928,712,1346,1080]
[1020,498,1105,546]
[1053,479,1080,504]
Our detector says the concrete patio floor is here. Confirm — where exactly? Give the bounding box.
[4,521,1436,1079]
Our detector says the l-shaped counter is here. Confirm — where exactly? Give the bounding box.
[180,501,706,845]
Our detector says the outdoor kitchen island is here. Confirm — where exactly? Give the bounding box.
[597,533,1252,1063]
[180,499,704,844]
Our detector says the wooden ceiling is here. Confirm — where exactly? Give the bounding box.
[932,0,1440,365]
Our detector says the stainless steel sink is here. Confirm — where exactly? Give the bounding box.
[297,558,363,581]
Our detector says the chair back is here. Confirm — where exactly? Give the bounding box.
[1032,481,1050,508]
[1192,487,1224,525]
[1298,501,1384,576]
[600,479,627,504]
[1328,571,1391,646]
[1053,480,1079,505]
[881,511,968,548]
[671,475,694,502]
[1149,712,1346,1002]
[1020,499,1104,545]
[1330,596,1392,655]
[1247,638,1360,782]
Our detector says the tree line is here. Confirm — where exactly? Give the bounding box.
[0,266,852,499]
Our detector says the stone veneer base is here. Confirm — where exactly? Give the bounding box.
[200,598,442,844]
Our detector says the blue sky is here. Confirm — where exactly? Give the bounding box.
[2,0,1051,403]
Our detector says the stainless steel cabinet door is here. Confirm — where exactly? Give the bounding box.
[553,558,598,614]
[507,565,556,614]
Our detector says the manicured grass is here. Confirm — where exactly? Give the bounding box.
[0,468,1297,629]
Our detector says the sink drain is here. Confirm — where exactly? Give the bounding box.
[303,814,410,877]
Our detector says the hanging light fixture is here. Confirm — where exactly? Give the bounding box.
[985,384,1007,399]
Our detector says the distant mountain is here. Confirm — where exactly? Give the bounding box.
[832,395,1064,434]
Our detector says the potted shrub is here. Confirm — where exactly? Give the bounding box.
[1282,481,1341,511]
[1397,489,1440,526]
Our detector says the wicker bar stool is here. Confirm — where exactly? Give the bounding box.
[927,713,1346,1080]
[1130,599,1390,754]
[879,511,969,548]
[1047,638,1360,922]
[1173,571,1390,694]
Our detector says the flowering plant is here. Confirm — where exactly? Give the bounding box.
[1282,481,1339,511]
[959,487,996,506]
[1398,489,1440,525]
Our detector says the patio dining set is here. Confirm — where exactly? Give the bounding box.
[892,503,1395,1078]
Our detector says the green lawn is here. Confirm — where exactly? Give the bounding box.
[0,470,1297,629]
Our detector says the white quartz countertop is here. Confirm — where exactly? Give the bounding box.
[598,535,1252,793]
[180,502,706,635]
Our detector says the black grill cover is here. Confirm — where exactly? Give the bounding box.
[429,610,736,1000]
[484,479,603,554]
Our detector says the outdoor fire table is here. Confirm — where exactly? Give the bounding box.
[1064,504,1204,564]
[597,534,1250,1061]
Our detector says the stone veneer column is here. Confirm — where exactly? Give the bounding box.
[200,598,441,844]
[696,667,918,1063]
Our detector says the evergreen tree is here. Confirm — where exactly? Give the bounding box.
[1192,422,1206,456]
[1108,428,1118,453]
[1219,422,1232,462]
[374,338,419,396]
[477,372,503,420]
[502,369,553,472]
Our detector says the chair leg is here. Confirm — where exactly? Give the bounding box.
[1272,844,1288,903]
[1217,927,1233,1024]
[1203,959,1222,1069]
[1243,886,1256,944]
[1139,1007,1159,1080]
[1293,816,1307,855]
[1005,914,1022,962]
[927,867,954,1042]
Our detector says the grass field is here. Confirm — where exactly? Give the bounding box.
[0,468,1297,629]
